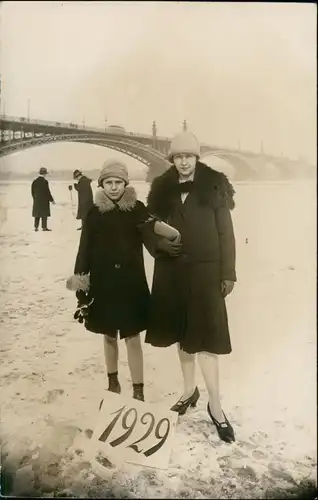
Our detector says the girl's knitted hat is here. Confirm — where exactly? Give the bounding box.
[98,159,129,187]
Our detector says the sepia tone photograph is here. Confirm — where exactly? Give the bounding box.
[0,1,316,498]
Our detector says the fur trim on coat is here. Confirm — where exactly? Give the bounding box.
[147,161,235,220]
[94,185,137,213]
[66,273,90,292]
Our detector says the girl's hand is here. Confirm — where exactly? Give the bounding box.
[221,280,235,297]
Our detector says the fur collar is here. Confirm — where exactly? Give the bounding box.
[147,161,235,220]
[94,185,137,213]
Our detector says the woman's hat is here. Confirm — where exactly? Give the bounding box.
[167,131,201,162]
[98,159,129,187]
[39,167,48,175]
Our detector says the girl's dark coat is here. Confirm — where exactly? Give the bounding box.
[74,175,94,221]
[145,161,237,355]
[69,186,156,337]
[31,176,54,217]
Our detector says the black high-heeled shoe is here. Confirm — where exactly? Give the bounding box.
[170,387,200,415]
[207,403,235,443]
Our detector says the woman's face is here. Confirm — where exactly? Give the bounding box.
[102,177,126,201]
[173,154,197,178]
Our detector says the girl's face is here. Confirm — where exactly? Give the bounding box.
[173,154,197,178]
[102,177,126,201]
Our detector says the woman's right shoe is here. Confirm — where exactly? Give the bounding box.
[170,387,200,415]
[207,403,235,443]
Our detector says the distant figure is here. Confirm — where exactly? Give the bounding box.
[31,167,55,232]
[73,169,93,230]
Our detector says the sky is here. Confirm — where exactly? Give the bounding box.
[0,1,316,173]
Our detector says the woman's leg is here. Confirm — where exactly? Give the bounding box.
[197,351,224,422]
[177,344,197,400]
[125,334,143,384]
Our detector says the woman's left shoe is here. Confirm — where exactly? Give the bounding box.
[170,387,200,415]
[207,403,235,443]
[133,383,145,401]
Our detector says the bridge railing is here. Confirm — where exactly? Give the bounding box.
[0,114,171,142]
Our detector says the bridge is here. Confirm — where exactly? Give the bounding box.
[0,115,311,181]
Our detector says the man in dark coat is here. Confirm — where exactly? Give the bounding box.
[31,167,55,231]
[145,131,237,443]
[73,169,93,230]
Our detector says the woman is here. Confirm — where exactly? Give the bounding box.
[145,131,237,443]
[67,159,156,403]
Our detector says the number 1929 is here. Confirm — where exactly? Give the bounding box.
[98,405,171,458]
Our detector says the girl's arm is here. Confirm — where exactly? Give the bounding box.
[66,216,91,293]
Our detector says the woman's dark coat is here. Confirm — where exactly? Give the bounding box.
[145,161,237,355]
[68,186,157,337]
[74,175,94,221]
[31,176,54,218]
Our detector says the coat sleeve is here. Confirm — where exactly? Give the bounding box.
[46,181,54,203]
[74,216,91,275]
[31,181,35,199]
[215,204,237,282]
[136,201,164,258]
[66,215,91,293]
[74,183,79,191]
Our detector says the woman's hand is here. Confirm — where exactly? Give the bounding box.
[157,238,182,257]
[221,280,235,297]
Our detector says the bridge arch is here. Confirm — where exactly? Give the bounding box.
[201,149,255,180]
[0,133,170,180]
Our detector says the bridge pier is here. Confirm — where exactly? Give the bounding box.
[146,158,170,183]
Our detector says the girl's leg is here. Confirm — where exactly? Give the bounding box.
[125,334,143,384]
[103,334,119,373]
[197,351,224,422]
[177,344,197,400]
[103,334,121,393]
[125,334,144,401]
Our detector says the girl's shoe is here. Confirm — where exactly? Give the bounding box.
[133,383,145,402]
[170,387,200,415]
[108,372,121,394]
[207,403,235,443]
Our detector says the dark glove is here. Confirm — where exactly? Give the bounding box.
[76,290,91,306]
[157,238,182,257]
[74,291,94,324]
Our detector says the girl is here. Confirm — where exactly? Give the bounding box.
[67,159,156,402]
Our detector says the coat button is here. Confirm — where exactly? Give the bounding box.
[115,264,121,269]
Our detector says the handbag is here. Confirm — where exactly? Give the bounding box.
[153,220,181,243]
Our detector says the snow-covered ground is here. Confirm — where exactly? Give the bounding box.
[0,179,317,498]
